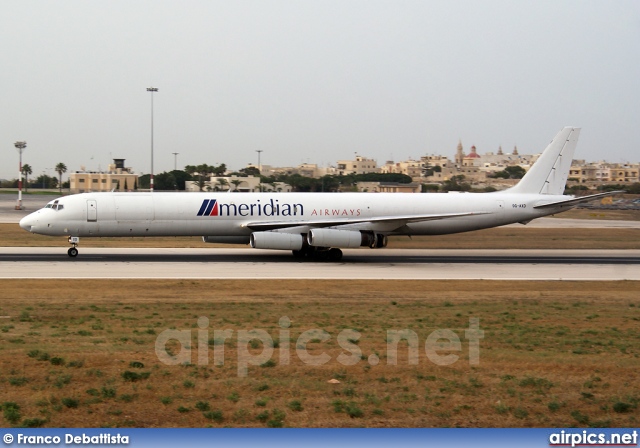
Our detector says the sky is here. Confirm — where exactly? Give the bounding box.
[1,0,639,181]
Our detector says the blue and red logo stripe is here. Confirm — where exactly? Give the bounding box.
[196,198,304,217]
[197,199,219,216]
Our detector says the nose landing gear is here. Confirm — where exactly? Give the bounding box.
[67,236,79,257]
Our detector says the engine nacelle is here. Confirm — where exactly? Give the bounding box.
[202,236,250,245]
[307,229,388,248]
[307,229,369,248]
[250,232,304,250]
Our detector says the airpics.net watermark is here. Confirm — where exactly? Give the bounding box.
[155,317,483,377]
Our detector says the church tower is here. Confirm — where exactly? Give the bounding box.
[455,140,465,166]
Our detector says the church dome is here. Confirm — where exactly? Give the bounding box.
[466,145,481,158]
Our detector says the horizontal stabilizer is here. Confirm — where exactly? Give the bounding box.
[533,191,625,209]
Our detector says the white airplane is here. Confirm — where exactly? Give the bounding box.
[19,127,620,260]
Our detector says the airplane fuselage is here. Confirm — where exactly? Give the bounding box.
[20,191,566,239]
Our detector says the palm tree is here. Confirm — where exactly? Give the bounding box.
[216,178,229,192]
[212,163,227,176]
[183,165,196,191]
[184,165,196,177]
[195,164,212,191]
[21,164,33,192]
[55,162,67,194]
[230,179,242,192]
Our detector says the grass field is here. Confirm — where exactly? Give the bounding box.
[0,280,638,428]
[1,209,638,428]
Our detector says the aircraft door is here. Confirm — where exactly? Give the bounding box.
[87,200,97,222]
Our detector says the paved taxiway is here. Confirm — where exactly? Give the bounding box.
[1,248,638,280]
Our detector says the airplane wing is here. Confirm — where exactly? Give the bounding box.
[533,191,625,210]
[243,211,491,232]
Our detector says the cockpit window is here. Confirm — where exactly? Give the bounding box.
[45,201,63,211]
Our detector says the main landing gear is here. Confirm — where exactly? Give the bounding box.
[292,247,343,262]
[327,248,343,261]
[67,236,79,257]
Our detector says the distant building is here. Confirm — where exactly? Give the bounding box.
[478,146,537,174]
[438,140,536,184]
[185,175,292,192]
[420,165,459,182]
[336,155,378,175]
[296,163,336,178]
[421,155,451,169]
[247,163,334,178]
[454,140,465,166]
[69,159,138,193]
[462,145,481,166]
[357,181,421,193]
[569,162,639,185]
[186,175,260,192]
[380,159,423,177]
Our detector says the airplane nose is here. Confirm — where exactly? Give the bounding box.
[19,214,36,232]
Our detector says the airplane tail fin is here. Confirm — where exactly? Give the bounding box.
[507,127,580,195]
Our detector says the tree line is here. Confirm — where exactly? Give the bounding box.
[137,165,414,192]
[1,163,68,193]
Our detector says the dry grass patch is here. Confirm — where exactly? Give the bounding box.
[551,208,640,221]
[0,280,638,428]
[388,228,640,249]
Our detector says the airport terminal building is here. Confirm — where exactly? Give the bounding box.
[69,159,139,193]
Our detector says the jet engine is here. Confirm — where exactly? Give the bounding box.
[307,229,387,248]
[250,232,304,250]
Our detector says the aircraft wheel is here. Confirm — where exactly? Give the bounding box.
[312,250,329,261]
[328,248,343,262]
[68,247,78,258]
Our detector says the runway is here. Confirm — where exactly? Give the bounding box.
[1,247,638,280]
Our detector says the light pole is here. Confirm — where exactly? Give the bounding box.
[14,141,26,210]
[256,150,263,192]
[256,150,263,173]
[172,152,179,171]
[147,87,158,192]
